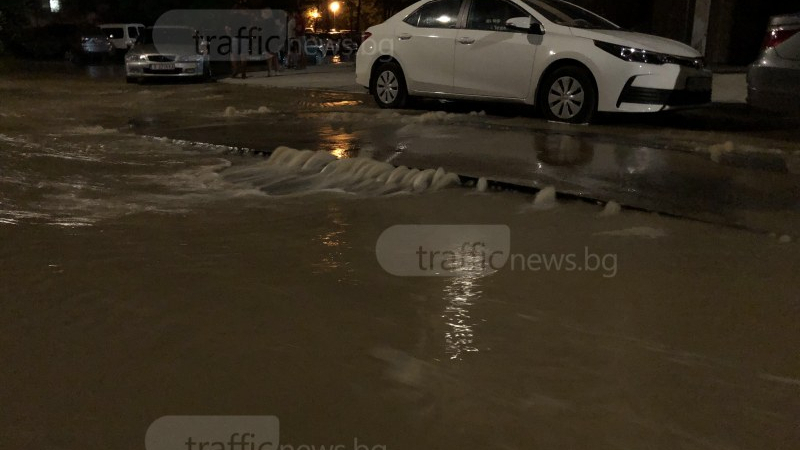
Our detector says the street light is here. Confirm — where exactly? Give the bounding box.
[329,1,340,31]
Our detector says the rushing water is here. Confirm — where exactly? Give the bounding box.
[1,68,799,450]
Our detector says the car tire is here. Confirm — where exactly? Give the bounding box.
[371,62,408,109]
[538,65,597,124]
[126,76,137,84]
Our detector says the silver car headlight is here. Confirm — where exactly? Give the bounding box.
[125,54,147,62]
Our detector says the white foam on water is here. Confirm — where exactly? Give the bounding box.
[223,146,461,196]
[66,125,119,135]
[142,135,252,155]
[598,201,621,217]
[222,106,273,117]
[596,227,667,239]
[318,110,483,125]
[0,133,32,144]
[476,177,488,192]
[530,186,557,210]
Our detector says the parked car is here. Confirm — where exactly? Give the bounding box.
[7,23,114,63]
[327,30,361,59]
[79,27,116,61]
[305,33,338,64]
[356,0,712,123]
[747,13,800,113]
[100,23,145,51]
[124,26,210,83]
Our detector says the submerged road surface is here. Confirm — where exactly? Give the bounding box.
[1,63,799,450]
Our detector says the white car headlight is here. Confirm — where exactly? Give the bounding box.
[594,41,704,69]
[594,41,669,65]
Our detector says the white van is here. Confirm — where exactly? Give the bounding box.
[99,23,145,50]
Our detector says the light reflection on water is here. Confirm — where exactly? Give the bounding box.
[312,204,357,283]
[442,254,486,360]
[320,100,361,108]
[320,126,359,159]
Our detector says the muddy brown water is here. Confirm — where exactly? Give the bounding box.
[1,67,799,450]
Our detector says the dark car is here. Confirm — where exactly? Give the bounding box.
[304,33,337,64]
[7,23,115,63]
[326,30,361,60]
[78,27,116,61]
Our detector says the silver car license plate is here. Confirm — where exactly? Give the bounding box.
[686,77,711,91]
[150,63,175,71]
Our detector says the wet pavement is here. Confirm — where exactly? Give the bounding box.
[1,60,799,450]
[91,61,800,235]
[4,60,797,232]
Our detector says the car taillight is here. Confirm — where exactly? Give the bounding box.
[762,28,799,50]
[362,31,372,42]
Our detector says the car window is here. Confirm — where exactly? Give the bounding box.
[103,27,124,39]
[466,0,531,31]
[128,26,139,39]
[522,0,618,29]
[404,0,462,29]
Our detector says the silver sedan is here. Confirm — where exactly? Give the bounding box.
[747,13,800,113]
[125,27,211,83]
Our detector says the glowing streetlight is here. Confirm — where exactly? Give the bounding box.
[329,1,340,30]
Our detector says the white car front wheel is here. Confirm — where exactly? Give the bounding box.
[539,66,597,124]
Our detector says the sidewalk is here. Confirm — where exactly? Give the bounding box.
[219,61,363,93]
[223,61,747,103]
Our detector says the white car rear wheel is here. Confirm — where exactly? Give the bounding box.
[371,62,407,108]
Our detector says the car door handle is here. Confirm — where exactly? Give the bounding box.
[457,37,475,45]
[398,34,412,40]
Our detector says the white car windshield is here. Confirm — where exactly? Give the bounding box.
[523,0,619,29]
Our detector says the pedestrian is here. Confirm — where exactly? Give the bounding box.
[225,24,248,79]
[287,10,298,69]
[229,0,250,79]
[265,51,279,76]
[294,9,307,69]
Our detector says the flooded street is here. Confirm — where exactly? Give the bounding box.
[1,64,799,450]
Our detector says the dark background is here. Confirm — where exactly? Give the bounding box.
[2,0,798,65]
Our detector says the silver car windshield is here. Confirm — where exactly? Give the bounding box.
[522,0,619,29]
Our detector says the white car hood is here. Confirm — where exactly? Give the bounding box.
[573,29,700,57]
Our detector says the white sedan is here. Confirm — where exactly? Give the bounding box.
[355,0,712,123]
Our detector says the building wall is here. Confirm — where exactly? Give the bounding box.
[706,0,798,65]
[650,0,695,43]
[574,0,797,65]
